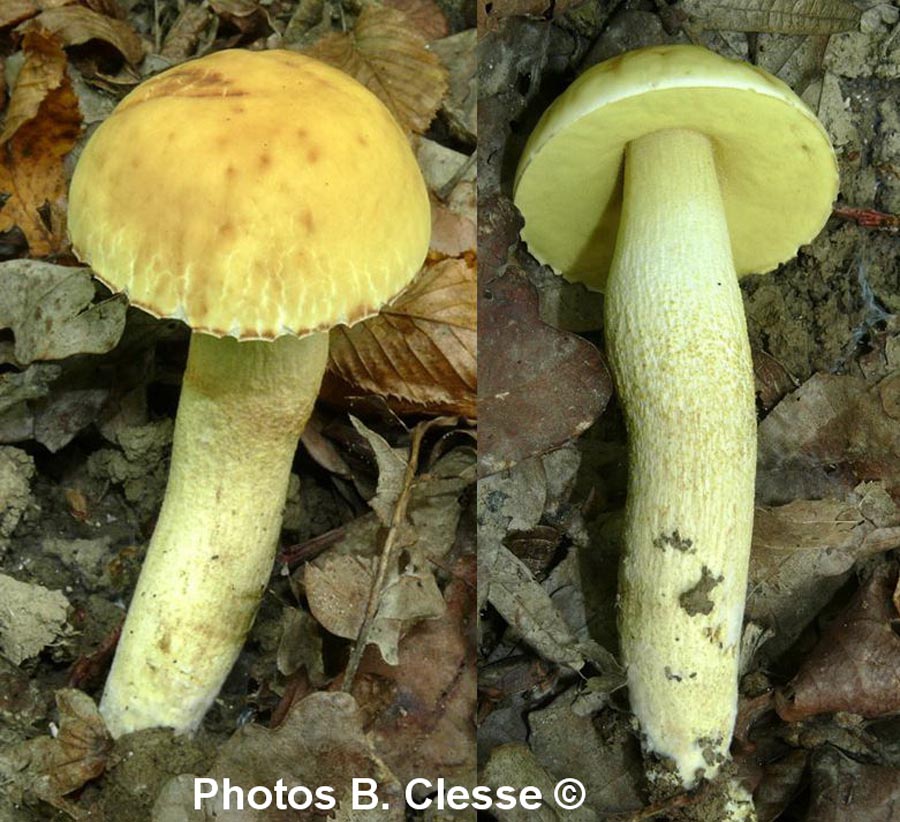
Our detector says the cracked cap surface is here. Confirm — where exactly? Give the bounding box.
[514,44,838,291]
[68,48,431,339]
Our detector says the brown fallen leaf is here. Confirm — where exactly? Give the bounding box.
[0,30,81,256]
[306,4,448,135]
[209,0,271,39]
[0,689,112,816]
[776,561,900,722]
[21,6,144,65]
[159,3,214,60]
[747,487,900,660]
[753,749,809,822]
[479,267,611,476]
[384,0,449,41]
[326,257,477,417]
[477,0,586,35]
[757,372,900,504]
[681,0,861,34]
[807,746,900,821]
[352,554,476,795]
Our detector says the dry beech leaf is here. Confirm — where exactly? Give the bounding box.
[23,6,144,64]
[0,30,81,256]
[0,689,112,814]
[681,0,861,34]
[383,0,449,41]
[306,4,448,135]
[776,562,900,722]
[327,257,477,418]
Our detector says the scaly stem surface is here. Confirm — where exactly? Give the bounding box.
[604,129,756,787]
[101,331,328,737]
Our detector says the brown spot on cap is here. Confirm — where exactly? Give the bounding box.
[226,164,237,178]
[259,152,272,169]
[357,133,369,147]
[296,128,308,140]
[307,146,321,163]
[219,221,235,237]
[301,210,315,233]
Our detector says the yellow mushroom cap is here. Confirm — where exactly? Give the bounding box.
[514,45,838,291]
[68,49,431,340]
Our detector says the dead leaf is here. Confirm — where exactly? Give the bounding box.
[747,487,900,661]
[488,544,585,670]
[276,606,324,684]
[482,743,598,821]
[528,687,644,814]
[0,0,42,29]
[681,0,861,34]
[306,423,468,666]
[0,261,127,365]
[209,0,271,39]
[326,257,477,417]
[306,4,448,135]
[430,195,477,257]
[479,268,611,476]
[160,4,214,60]
[776,562,900,722]
[757,372,900,504]
[0,689,112,815]
[753,348,798,411]
[352,554,476,794]
[0,30,81,257]
[430,30,476,142]
[155,692,402,821]
[477,0,587,35]
[384,0,449,41]
[350,416,409,527]
[22,6,144,64]
[807,746,900,821]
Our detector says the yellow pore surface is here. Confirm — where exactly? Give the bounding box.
[69,49,431,339]
[514,45,839,291]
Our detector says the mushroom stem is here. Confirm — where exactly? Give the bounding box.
[100,331,328,737]
[604,129,756,787]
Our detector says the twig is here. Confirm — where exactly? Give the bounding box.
[342,416,456,691]
[833,205,899,232]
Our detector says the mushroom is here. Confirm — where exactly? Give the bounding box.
[514,45,837,788]
[68,49,430,737]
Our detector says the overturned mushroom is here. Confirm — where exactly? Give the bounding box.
[68,49,430,737]
[514,45,837,789]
